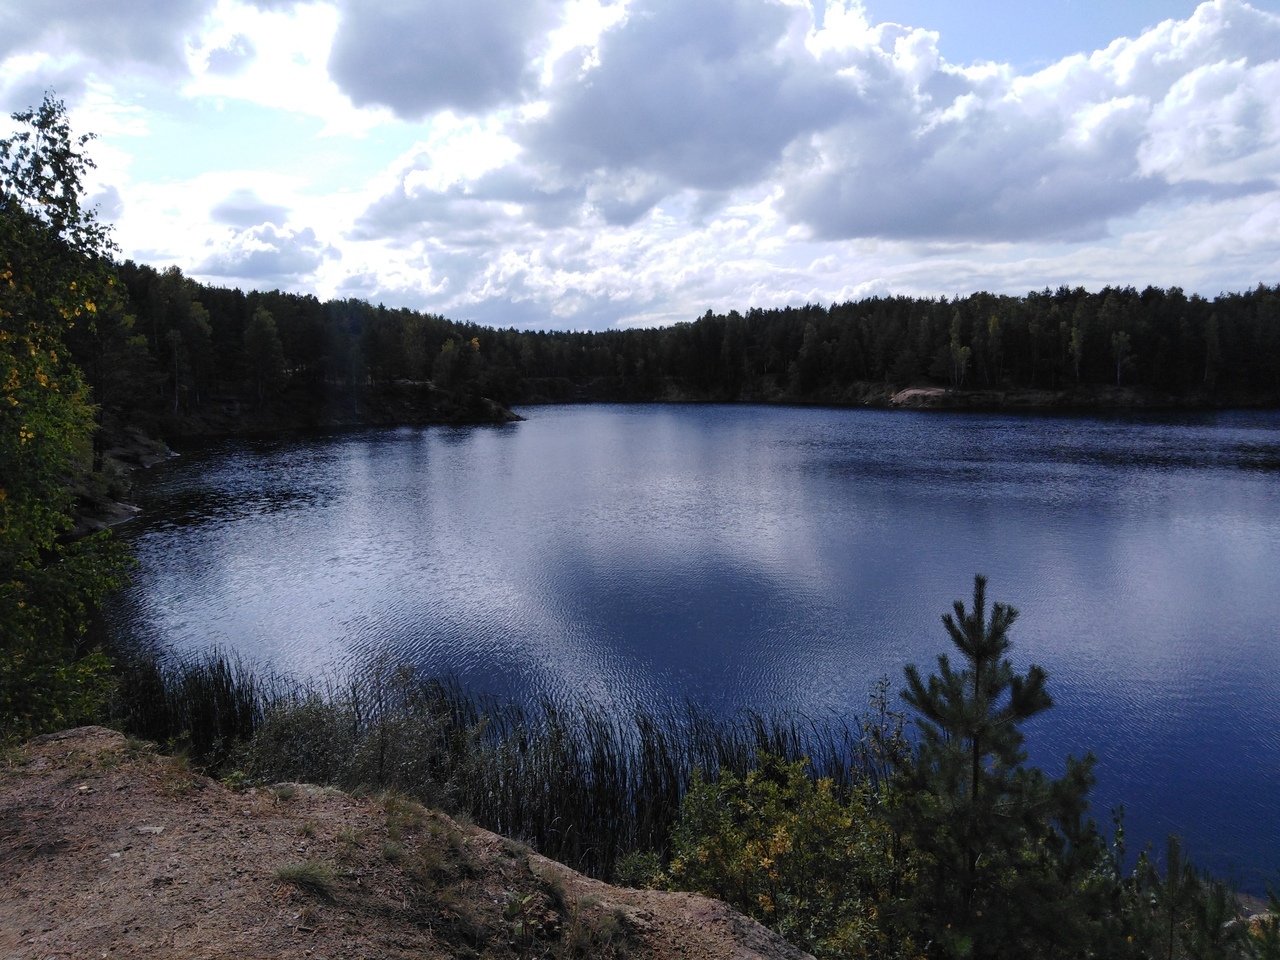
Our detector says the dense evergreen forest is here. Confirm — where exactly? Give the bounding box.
[88,260,1280,445]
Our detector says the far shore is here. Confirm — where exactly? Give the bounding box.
[510,376,1276,412]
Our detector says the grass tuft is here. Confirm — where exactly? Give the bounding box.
[274,860,336,898]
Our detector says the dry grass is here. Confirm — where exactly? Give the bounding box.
[273,859,337,898]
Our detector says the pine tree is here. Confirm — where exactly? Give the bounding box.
[243,306,285,407]
[894,575,1108,959]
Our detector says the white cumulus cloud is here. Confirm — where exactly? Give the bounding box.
[1,0,1278,328]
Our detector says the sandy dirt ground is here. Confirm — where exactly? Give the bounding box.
[0,727,812,960]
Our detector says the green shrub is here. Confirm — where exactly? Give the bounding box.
[668,753,918,960]
[561,899,632,958]
[613,850,663,889]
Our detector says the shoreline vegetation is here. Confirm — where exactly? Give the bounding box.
[107,646,905,882]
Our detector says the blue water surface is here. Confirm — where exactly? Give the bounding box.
[111,404,1280,891]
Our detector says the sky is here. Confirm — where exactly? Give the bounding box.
[2,0,1279,330]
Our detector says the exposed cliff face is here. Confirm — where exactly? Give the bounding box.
[0,727,812,960]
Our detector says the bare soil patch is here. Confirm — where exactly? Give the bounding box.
[0,727,811,960]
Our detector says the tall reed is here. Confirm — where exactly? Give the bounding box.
[108,650,907,880]
[111,649,289,768]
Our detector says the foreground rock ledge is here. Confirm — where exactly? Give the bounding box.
[0,727,812,960]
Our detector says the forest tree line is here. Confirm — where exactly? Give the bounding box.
[87,261,1280,443]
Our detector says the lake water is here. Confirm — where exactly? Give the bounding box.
[109,404,1280,891]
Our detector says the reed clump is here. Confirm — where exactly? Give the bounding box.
[108,649,905,880]
[110,648,288,769]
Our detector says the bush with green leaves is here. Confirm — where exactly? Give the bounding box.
[1,95,130,738]
[668,753,919,960]
[105,581,1272,960]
